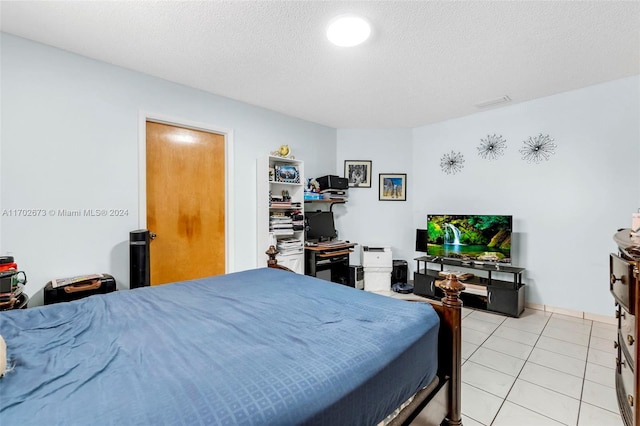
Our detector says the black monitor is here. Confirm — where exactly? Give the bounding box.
[305,211,337,242]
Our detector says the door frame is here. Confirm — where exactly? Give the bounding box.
[137,111,235,273]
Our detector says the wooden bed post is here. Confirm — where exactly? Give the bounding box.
[265,245,279,267]
[265,245,295,272]
[437,274,465,426]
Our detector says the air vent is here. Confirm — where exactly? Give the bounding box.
[474,96,512,109]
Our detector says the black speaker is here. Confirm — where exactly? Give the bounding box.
[349,265,364,290]
[392,260,408,284]
[130,229,150,288]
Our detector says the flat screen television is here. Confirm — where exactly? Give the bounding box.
[425,215,512,262]
[305,211,337,242]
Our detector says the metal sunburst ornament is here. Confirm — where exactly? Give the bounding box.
[519,134,557,163]
[477,134,507,160]
[440,151,465,175]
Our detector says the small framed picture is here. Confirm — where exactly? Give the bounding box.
[379,173,407,201]
[274,164,300,183]
[344,160,372,188]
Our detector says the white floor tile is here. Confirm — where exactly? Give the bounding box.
[468,347,526,377]
[542,325,590,346]
[462,340,479,361]
[461,382,503,425]
[518,308,552,321]
[493,324,540,346]
[462,328,491,346]
[528,347,586,378]
[590,335,617,354]
[535,335,589,360]
[585,362,616,389]
[581,379,620,414]
[519,361,584,399]
[578,402,624,426]
[587,347,617,368]
[506,379,580,425]
[501,317,547,335]
[492,401,564,426]
[463,317,501,334]
[482,335,534,360]
[459,415,485,426]
[466,309,506,325]
[462,361,517,399]
[549,313,593,327]
[592,321,617,336]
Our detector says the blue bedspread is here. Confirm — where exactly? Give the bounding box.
[0,268,439,425]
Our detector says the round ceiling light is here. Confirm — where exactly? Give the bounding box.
[326,14,371,47]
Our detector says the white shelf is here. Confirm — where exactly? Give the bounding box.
[257,156,305,274]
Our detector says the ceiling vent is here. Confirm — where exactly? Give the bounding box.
[474,96,512,109]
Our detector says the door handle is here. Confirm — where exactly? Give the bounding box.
[149,232,157,240]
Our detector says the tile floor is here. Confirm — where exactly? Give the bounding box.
[460,307,623,426]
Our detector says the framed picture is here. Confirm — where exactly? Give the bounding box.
[344,160,372,188]
[274,164,300,183]
[379,173,407,201]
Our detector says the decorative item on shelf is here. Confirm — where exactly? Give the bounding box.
[274,164,300,183]
[440,151,465,175]
[519,133,556,163]
[477,134,507,160]
[344,160,372,188]
[270,145,294,159]
[268,167,275,182]
[306,178,320,193]
[379,173,407,201]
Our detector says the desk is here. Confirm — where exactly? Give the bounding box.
[305,242,357,285]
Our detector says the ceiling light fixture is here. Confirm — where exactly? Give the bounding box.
[326,14,371,47]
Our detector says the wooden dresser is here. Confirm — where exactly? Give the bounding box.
[612,229,640,426]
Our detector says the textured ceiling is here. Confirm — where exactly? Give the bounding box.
[1,1,639,128]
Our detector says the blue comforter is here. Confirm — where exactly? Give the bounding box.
[0,268,439,425]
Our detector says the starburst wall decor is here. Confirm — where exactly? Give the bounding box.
[519,134,557,163]
[477,134,507,160]
[440,151,465,175]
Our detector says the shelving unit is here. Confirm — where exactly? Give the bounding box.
[257,156,305,273]
[413,255,525,317]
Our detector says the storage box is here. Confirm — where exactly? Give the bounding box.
[44,274,116,305]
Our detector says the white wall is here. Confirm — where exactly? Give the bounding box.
[1,34,336,305]
[336,129,414,266]
[338,76,639,317]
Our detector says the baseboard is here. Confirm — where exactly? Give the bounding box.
[524,302,616,325]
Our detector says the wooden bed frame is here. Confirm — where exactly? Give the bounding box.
[266,246,463,426]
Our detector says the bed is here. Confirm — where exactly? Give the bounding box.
[0,255,463,426]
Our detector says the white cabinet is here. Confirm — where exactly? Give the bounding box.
[257,156,305,273]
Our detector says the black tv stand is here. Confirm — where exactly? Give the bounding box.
[413,255,525,317]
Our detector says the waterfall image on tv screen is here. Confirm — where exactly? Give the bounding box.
[427,215,512,262]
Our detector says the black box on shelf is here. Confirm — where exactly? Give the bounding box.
[316,175,348,190]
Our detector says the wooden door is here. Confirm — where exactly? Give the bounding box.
[146,121,225,285]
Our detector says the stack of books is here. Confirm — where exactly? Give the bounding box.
[276,237,304,255]
[269,214,293,236]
